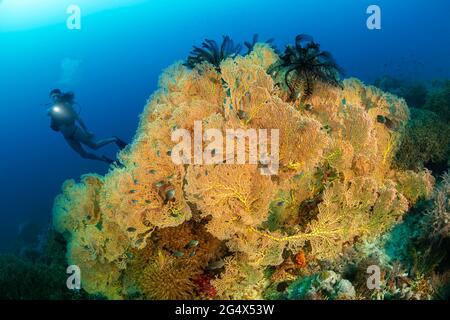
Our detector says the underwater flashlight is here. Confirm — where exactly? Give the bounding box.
[52,105,63,113]
[51,104,68,119]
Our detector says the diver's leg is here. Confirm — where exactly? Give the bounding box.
[84,137,118,150]
[65,138,110,163]
[113,136,128,150]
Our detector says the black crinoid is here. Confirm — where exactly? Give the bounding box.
[185,35,242,70]
[268,34,344,103]
[244,34,276,54]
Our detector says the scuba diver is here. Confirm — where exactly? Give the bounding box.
[47,89,127,164]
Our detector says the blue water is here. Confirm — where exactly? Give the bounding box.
[0,0,449,252]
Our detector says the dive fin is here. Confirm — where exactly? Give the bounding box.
[114,136,128,150]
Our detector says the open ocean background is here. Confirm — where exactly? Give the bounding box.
[0,0,449,252]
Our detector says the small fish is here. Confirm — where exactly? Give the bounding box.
[322,124,332,133]
[162,185,176,205]
[384,117,397,130]
[377,115,397,130]
[209,77,219,84]
[166,189,176,201]
[377,115,386,123]
[207,259,225,270]
[173,251,184,258]
[155,181,165,188]
[277,282,289,292]
[237,110,248,120]
[304,103,313,111]
[293,172,304,180]
[189,251,196,257]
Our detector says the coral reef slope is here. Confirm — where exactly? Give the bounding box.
[53,44,439,299]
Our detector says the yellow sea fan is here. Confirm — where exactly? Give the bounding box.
[394,169,435,204]
[66,225,124,299]
[252,99,329,175]
[368,180,409,236]
[341,104,376,154]
[303,177,409,260]
[53,174,103,235]
[324,139,355,179]
[185,164,275,240]
[221,55,275,118]
[212,255,268,300]
[226,229,286,266]
[246,43,279,70]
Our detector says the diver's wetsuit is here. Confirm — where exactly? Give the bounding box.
[48,99,125,164]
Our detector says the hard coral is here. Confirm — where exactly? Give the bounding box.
[394,108,450,172]
[287,270,356,300]
[425,80,450,123]
[373,76,428,109]
[0,230,93,300]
